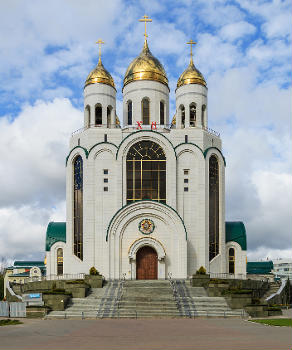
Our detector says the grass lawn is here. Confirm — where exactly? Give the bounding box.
[249,318,292,327]
[0,319,23,326]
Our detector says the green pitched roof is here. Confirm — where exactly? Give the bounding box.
[225,221,247,250]
[14,261,44,267]
[45,222,66,251]
[247,261,274,274]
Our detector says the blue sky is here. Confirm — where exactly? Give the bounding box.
[0,0,291,265]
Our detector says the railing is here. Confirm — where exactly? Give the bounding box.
[72,124,121,136]
[71,123,221,136]
[210,273,246,280]
[6,281,23,301]
[23,273,85,283]
[203,126,220,137]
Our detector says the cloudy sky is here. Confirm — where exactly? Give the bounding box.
[0,0,291,265]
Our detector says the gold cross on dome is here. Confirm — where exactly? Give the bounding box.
[187,39,197,59]
[139,15,152,39]
[96,39,105,61]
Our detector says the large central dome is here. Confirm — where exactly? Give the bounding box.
[123,40,168,90]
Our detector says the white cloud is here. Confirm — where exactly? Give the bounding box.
[0,98,82,207]
[0,201,66,261]
[219,21,256,41]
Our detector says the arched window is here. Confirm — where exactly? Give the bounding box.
[160,101,165,125]
[95,105,102,125]
[180,105,185,128]
[209,155,219,261]
[190,103,196,127]
[85,105,90,128]
[73,156,83,260]
[128,101,132,125]
[229,248,235,274]
[202,105,206,128]
[107,106,112,128]
[57,248,63,275]
[127,141,166,204]
[142,98,150,125]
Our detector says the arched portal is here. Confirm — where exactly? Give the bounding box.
[136,246,158,280]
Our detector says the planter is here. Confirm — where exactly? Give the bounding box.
[85,275,103,288]
[225,294,252,309]
[208,285,229,297]
[65,286,89,298]
[26,306,48,318]
[244,305,268,318]
[268,308,282,316]
[191,274,210,288]
[42,293,71,311]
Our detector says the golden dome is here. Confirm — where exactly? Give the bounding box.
[123,40,168,90]
[85,58,115,89]
[177,57,206,89]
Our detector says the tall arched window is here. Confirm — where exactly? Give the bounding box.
[190,103,196,127]
[202,105,206,128]
[160,101,165,125]
[127,141,166,204]
[95,105,102,125]
[85,105,90,128]
[107,106,112,128]
[180,105,185,128]
[57,248,63,275]
[74,156,83,260]
[128,101,132,125]
[229,248,235,274]
[142,98,150,125]
[209,155,219,261]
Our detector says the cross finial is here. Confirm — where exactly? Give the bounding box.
[96,39,105,63]
[187,39,197,64]
[139,15,152,42]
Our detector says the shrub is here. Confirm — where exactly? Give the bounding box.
[196,266,207,275]
[89,267,99,275]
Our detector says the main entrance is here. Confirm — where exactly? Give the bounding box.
[136,246,158,280]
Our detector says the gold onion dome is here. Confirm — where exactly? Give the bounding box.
[177,57,206,89]
[123,40,168,89]
[85,57,115,89]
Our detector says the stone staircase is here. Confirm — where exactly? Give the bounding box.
[171,279,247,318]
[47,279,247,319]
[47,280,124,319]
[262,281,281,302]
[117,280,179,318]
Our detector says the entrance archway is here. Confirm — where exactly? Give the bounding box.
[136,246,158,280]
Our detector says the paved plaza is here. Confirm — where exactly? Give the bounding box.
[0,317,291,350]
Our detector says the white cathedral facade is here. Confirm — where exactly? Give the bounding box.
[45,27,247,280]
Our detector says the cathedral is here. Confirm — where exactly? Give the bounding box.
[45,17,247,280]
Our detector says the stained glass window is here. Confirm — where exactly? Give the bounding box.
[209,155,219,261]
[229,248,235,274]
[160,101,165,125]
[128,101,132,125]
[142,98,150,125]
[74,155,83,260]
[127,141,166,204]
[57,248,63,275]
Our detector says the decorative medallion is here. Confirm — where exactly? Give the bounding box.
[139,219,155,235]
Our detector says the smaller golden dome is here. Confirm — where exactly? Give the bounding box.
[123,40,168,89]
[85,58,115,89]
[177,58,206,89]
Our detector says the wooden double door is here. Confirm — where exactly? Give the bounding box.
[136,246,158,280]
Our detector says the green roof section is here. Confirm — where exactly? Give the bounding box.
[14,261,44,267]
[225,221,247,250]
[45,222,66,251]
[247,261,274,274]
